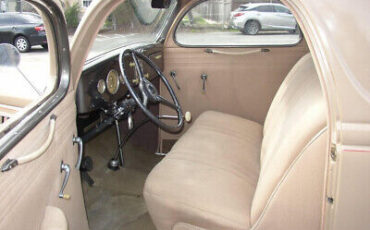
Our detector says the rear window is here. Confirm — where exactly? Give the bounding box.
[237,5,251,11]
[256,5,274,12]
[274,5,291,14]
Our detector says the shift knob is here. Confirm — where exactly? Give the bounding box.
[185,111,192,123]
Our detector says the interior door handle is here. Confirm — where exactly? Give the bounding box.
[72,136,83,169]
[59,161,71,200]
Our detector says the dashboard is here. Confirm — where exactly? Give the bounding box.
[76,46,163,114]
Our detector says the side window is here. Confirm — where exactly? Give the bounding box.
[0,15,12,25]
[274,5,291,14]
[0,4,53,128]
[175,0,301,47]
[13,16,27,25]
[256,5,274,12]
[82,0,93,8]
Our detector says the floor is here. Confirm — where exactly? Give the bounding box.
[82,127,163,230]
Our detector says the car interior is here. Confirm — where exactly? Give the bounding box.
[3,0,366,229]
[78,0,328,227]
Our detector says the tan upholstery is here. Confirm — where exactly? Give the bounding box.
[145,111,262,229]
[144,53,328,230]
[251,53,327,223]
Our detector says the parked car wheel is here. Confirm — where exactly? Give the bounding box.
[14,36,30,53]
[42,44,48,50]
[243,20,260,35]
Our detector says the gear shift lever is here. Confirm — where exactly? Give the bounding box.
[108,120,124,170]
[128,112,133,130]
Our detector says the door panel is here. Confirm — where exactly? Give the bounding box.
[0,92,88,230]
[159,39,309,142]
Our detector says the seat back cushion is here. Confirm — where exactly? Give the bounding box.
[250,53,328,224]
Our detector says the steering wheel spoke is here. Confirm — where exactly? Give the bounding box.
[156,95,177,110]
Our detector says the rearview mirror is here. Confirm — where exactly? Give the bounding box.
[152,0,171,8]
[0,44,20,67]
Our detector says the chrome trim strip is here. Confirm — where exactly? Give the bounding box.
[158,115,178,120]
[0,0,70,160]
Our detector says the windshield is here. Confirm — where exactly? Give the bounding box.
[67,0,177,61]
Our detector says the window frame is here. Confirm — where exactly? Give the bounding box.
[172,0,303,48]
[0,0,70,159]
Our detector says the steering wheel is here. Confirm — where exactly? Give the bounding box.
[118,49,184,133]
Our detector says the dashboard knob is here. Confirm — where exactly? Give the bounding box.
[185,111,192,123]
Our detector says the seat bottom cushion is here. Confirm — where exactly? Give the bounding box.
[144,111,262,230]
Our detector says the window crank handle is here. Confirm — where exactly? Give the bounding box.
[59,161,71,200]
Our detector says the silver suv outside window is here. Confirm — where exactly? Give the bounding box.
[175,0,302,47]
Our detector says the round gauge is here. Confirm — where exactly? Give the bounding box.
[106,69,120,94]
[97,79,106,94]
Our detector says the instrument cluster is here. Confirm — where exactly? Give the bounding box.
[96,69,122,95]
[76,50,163,114]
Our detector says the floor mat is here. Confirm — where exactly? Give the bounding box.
[83,127,161,230]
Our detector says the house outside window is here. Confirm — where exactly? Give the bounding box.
[82,0,92,8]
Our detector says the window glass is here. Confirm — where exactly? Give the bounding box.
[82,0,93,8]
[175,0,301,46]
[63,0,176,61]
[13,14,42,24]
[256,5,274,12]
[0,14,12,25]
[274,5,290,14]
[19,14,42,23]
[87,0,175,60]
[0,3,52,129]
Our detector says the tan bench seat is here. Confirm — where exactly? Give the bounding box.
[144,53,328,230]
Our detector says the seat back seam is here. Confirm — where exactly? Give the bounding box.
[250,126,328,229]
